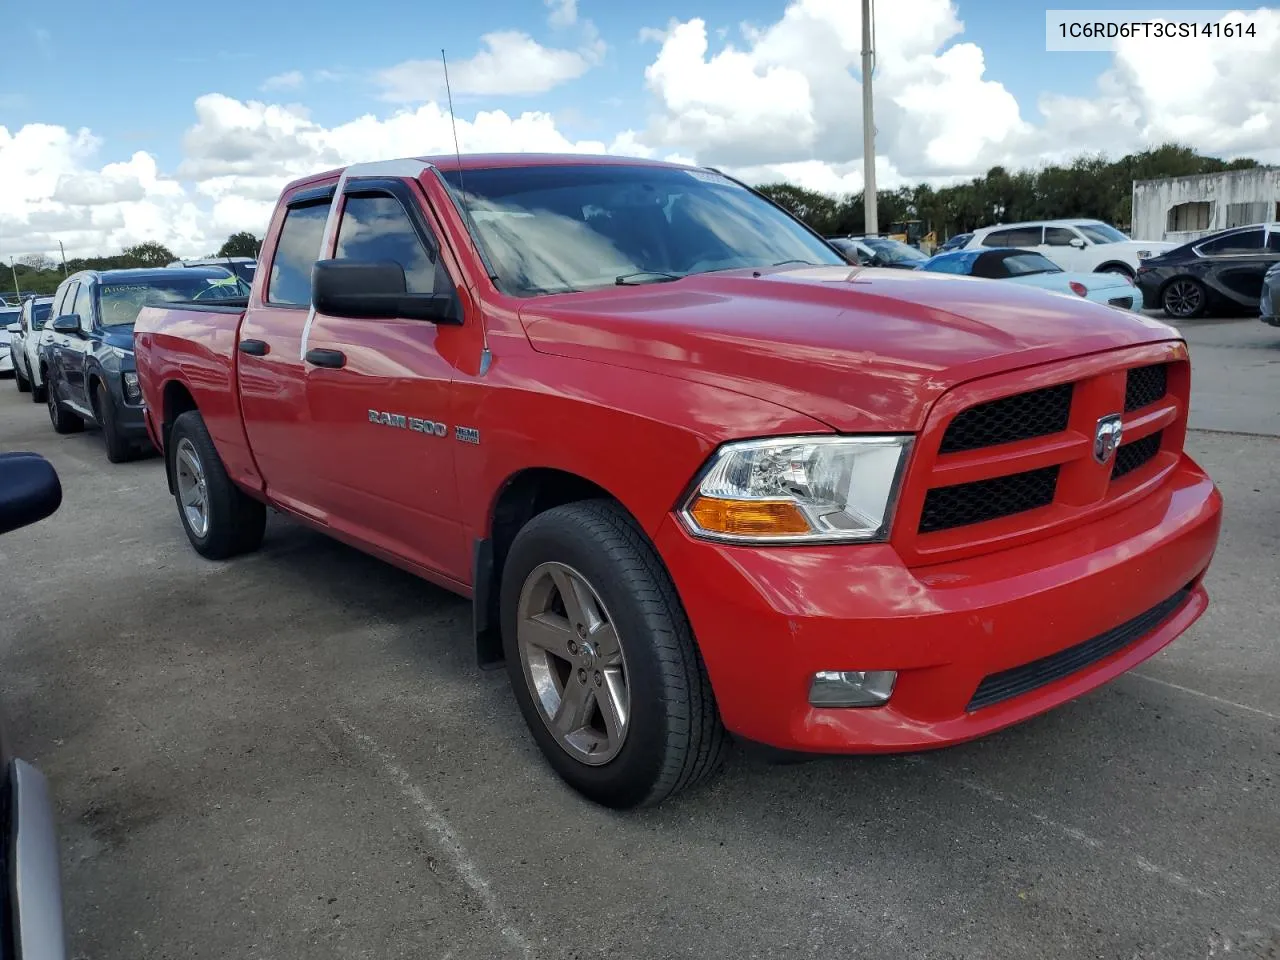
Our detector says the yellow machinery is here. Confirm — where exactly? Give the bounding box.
[889,219,938,253]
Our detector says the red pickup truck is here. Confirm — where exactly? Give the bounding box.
[134,154,1223,808]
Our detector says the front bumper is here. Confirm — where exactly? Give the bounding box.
[0,352,12,373]
[656,453,1222,753]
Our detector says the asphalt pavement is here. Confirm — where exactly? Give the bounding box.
[1,316,1277,960]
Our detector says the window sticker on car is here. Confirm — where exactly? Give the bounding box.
[685,170,734,186]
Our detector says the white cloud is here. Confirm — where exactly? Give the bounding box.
[261,70,305,92]
[4,3,1279,262]
[546,0,577,28]
[377,31,598,101]
[1036,7,1280,164]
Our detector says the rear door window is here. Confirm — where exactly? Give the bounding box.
[982,227,1043,247]
[267,201,332,306]
[1198,229,1263,255]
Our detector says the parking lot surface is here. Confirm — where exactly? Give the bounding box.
[1,315,1277,960]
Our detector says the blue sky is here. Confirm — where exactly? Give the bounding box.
[4,0,1206,168]
[2,0,1276,258]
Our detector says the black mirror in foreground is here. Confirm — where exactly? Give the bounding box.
[0,452,63,536]
[50,314,82,334]
[311,260,461,324]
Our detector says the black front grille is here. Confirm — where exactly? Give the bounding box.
[919,466,1059,534]
[1112,431,1162,480]
[940,383,1074,454]
[1124,363,1168,412]
[966,586,1192,711]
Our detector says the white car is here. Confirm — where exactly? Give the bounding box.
[961,220,1175,279]
[7,296,55,400]
[0,306,18,376]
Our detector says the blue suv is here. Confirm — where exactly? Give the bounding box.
[41,267,248,462]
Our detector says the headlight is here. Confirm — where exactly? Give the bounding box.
[122,371,141,402]
[679,435,911,544]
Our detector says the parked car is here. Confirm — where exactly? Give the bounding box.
[41,267,248,462]
[167,257,257,285]
[827,235,929,269]
[134,154,1221,809]
[961,220,1174,278]
[936,233,972,253]
[0,305,18,377]
[1135,223,1280,320]
[917,248,1142,311]
[0,450,69,960]
[10,296,55,399]
[1261,261,1280,328]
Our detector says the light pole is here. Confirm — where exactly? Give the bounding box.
[58,240,68,276]
[10,259,20,300]
[861,0,878,236]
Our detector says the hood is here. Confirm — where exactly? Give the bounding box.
[519,266,1179,432]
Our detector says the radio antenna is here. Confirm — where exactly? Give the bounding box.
[441,48,492,371]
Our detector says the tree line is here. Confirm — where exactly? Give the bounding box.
[5,143,1263,298]
[8,232,262,297]
[753,143,1261,239]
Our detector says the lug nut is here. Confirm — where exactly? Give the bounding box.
[594,672,602,686]
[568,640,578,654]
[576,624,587,638]
[577,668,587,683]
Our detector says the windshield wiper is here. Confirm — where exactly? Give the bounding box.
[771,259,821,267]
[615,271,683,286]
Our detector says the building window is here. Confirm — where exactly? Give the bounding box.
[1166,201,1212,233]
[1225,201,1269,228]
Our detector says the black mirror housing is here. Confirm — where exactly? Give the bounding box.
[311,260,461,324]
[51,314,82,334]
[0,452,62,536]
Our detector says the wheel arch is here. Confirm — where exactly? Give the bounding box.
[473,467,633,669]
[1094,261,1135,278]
[160,380,199,494]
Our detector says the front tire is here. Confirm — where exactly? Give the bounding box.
[1097,264,1135,279]
[15,363,30,393]
[46,378,84,434]
[169,410,266,559]
[96,382,135,464]
[500,500,728,809]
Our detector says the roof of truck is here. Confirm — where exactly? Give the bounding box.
[282,153,703,194]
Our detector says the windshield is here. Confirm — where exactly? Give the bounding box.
[31,301,52,328]
[231,263,257,284]
[860,237,929,263]
[1002,253,1063,276]
[97,274,251,326]
[439,164,845,296]
[1076,222,1129,245]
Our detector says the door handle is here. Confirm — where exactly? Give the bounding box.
[239,339,269,356]
[305,348,347,369]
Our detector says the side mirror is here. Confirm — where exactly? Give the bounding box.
[0,452,62,536]
[6,323,19,334]
[1069,237,1087,249]
[311,260,461,324]
[51,314,82,334]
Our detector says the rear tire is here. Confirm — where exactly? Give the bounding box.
[169,410,266,559]
[96,382,136,463]
[1097,264,1134,279]
[46,378,84,434]
[31,374,46,404]
[500,499,728,809]
[1162,278,1207,319]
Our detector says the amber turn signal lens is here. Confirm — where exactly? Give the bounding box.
[686,496,812,537]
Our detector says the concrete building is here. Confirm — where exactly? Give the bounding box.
[1131,168,1280,243]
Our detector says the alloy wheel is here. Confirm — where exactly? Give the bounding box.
[175,437,211,538]
[516,561,630,765]
[1164,280,1204,318]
